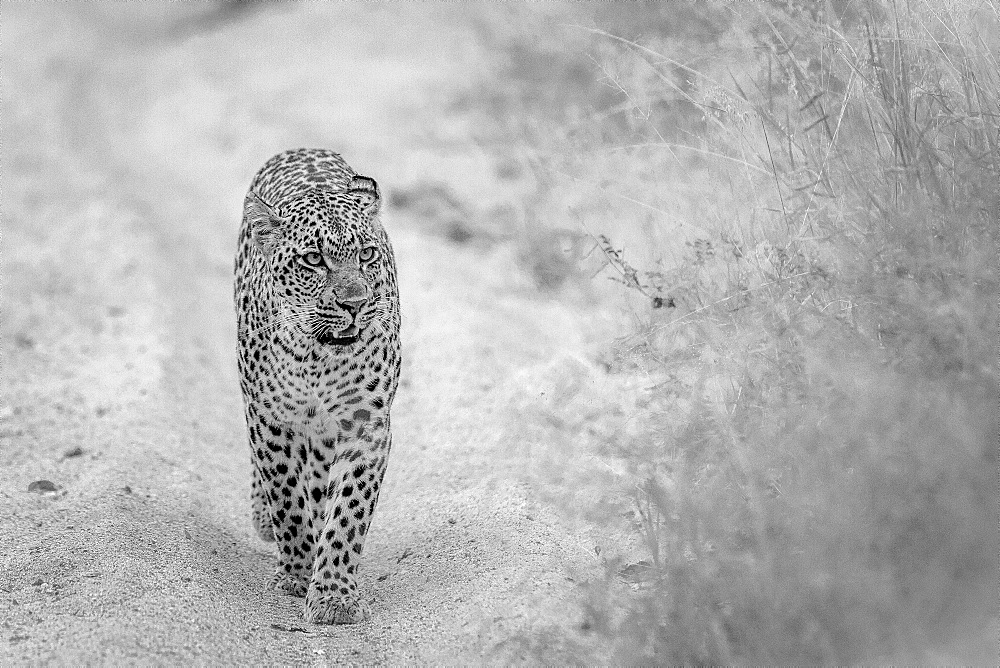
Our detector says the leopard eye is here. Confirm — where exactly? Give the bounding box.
[359,246,379,264]
[300,251,324,267]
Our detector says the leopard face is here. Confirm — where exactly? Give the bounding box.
[246,180,392,349]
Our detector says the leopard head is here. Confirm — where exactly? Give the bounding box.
[244,176,393,347]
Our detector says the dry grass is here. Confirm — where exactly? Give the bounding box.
[469,1,998,663]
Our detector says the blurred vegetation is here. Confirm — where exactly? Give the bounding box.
[466,1,998,663]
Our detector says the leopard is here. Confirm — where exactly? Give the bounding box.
[234,148,401,624]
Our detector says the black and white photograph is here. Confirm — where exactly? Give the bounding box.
[1,1,996,664]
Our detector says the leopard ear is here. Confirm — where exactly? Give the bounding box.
[244,191,284,257]
[347,175,380,215]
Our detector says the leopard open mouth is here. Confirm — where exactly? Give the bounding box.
[316,325,360,346]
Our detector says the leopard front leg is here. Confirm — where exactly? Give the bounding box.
[303,423,391,624]
[252,422,315,597]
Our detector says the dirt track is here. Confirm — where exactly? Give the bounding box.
[0,4,621,663]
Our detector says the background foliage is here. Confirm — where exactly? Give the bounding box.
[469,1,998,662]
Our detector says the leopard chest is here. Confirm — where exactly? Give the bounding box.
[242,328,395,433]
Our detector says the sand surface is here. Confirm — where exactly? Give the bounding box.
[0,4,623,663]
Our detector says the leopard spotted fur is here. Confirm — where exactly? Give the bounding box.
[234,148,401,624]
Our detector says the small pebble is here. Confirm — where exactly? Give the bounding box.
[27,480,59,494]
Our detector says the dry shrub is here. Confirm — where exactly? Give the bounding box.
[474,0,999,662]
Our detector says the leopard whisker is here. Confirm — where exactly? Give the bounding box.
[368,319,386,338]
[243,311,310,338]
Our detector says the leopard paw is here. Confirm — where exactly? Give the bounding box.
[269,570,308,597]
[252,513,276,543]
[303,588,370,624]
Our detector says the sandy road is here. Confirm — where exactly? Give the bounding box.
[0,3,620,663]
[0,3,628,665]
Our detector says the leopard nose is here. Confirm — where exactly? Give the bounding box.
[336,296,367,318]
